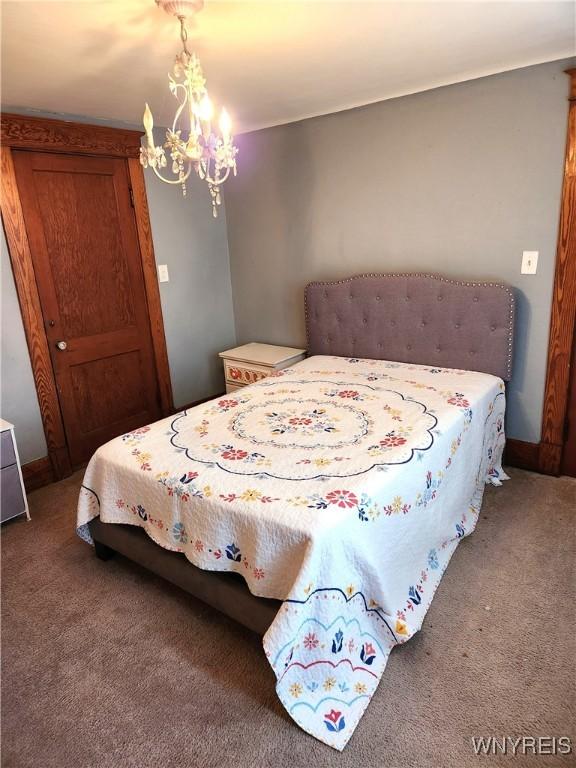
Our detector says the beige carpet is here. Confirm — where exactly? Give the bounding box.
[1,468,575,768]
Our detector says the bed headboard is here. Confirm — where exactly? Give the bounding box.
[305,273,515,381]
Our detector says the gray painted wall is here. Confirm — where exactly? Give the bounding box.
[224,59,575,444]
[1,228,48,462]
[146,127,236,408]
[1,117,235,464]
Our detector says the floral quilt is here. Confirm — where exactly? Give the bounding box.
[77,355,507,750]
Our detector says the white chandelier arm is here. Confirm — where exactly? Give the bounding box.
[170,81,189,133]
[152,164,193,184]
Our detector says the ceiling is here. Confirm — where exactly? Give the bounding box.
[1,1,574,134]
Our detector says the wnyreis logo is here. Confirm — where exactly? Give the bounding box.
[472,736,572,756]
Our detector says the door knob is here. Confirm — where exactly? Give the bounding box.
[56,341,67,351]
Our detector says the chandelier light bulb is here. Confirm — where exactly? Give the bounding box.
[199,95,213,123]
[143,103,154,141]
[219,108,231,140]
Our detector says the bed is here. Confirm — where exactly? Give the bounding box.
[77,273,515,750]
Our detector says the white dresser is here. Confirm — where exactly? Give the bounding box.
[0,419,30,523]
[219,343,306,394]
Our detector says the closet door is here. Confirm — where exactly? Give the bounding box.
[12,151,161,467]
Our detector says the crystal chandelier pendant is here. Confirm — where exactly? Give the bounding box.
[140,0,238,217]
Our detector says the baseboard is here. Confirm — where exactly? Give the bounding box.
[21,456,54,493]
[537,441,563,476]
[504,438,540,472]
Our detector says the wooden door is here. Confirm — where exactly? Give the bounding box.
[561,325,576,476]
[12,151,161,467]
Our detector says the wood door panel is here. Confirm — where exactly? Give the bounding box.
[12,150,161,467]
[32,170,136,338]
[68,351,151,435]
[61,328,141,365]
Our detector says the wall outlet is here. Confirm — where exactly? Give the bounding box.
[158,264,170,283]
[521,251,538,275]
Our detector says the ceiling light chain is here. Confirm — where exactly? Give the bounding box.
[140,0,238,217]
[178,14,190,56]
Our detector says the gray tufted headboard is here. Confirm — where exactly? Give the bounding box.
[305,273,515,381]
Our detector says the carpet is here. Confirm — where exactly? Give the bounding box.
[1,468,575,768]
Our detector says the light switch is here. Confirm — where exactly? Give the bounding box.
[521,251,538,275]
[158,264,170,283]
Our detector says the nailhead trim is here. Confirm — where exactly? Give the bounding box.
[303,273,515,380]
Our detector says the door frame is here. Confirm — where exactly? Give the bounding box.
[1,113,174,479]
[538,69,576,475]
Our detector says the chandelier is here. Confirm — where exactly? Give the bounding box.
[140,0,238,217]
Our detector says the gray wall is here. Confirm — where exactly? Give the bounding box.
[225,59,575,444]
[145,127,236,407]
[1,228,48,462]
[1,117,235,464]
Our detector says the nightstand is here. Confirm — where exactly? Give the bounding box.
[219,343,306,394]
[0,418,30,523]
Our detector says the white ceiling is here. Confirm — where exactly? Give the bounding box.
[1,1,574,134]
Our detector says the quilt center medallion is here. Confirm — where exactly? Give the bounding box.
[169,377,439,480]
[231,397,370,450]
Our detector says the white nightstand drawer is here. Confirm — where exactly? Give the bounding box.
[223,360,270,387]
[0,464,25,522]
[1,430,16,469]
[0,419,30,523]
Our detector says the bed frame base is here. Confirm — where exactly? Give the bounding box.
[88,518,280,636]
[94,539,115,561]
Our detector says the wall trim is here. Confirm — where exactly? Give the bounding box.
[21,456,54,493]
[0,112,142,158]
[538,69,576,476]
[127,157,173,416]
[504,439,543,474]
[0,113,173,479]
[0,144,73,479]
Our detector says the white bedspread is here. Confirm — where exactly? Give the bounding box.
[77,355,507,749]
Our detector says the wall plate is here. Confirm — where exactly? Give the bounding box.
[521,251,538,275]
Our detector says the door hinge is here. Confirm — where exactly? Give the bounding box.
[129,187,135,208]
